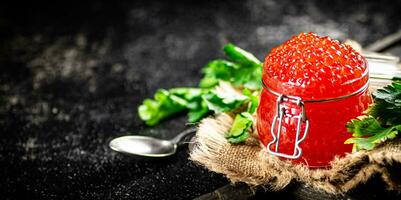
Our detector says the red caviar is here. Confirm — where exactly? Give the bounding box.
[257,32,372,168]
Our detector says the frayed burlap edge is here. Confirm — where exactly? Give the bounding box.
[189,113,401,195]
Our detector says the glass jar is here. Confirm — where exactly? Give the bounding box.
[256,33,372,168]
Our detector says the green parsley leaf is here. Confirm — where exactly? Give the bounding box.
[346,116,385,137]
[138,89,187,126]
[202,84,249,113]
[369,80,401,125]
[199,44,263,90]
[138,88,209,126]
[242,88,259,113]
[187,100,210,123]
[199,60,239,88]
[223,43,262,68]
[227,132,250,144]
[224,43,263,90]
[226,112,254,144]
[346,79,401,151]
[345,115,401,151]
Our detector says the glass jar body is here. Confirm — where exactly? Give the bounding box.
[257,84,372,168]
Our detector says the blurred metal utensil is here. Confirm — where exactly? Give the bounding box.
[109,128,196,157]
[365,29,401,52]
[361,30,401,90]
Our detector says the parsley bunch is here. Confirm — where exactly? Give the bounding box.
[345,78,401,151]
[138,44,262,143]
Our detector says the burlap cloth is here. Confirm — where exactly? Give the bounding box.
[189,113,401,195]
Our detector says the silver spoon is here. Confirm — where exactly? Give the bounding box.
[109,128,197,157]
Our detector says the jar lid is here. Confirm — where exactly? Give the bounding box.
[262,32,368,100]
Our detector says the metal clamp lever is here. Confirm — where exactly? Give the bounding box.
[266,95,310,159]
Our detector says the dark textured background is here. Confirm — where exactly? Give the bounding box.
[1,0,401,199]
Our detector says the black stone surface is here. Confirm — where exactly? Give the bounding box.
[1,1,401,199]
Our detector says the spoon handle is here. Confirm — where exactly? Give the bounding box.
[171,128,197,145]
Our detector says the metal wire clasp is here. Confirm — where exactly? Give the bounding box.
[266,95,310,159]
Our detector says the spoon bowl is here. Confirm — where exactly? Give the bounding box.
[109,136,177,157]
[109,128,196,157]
